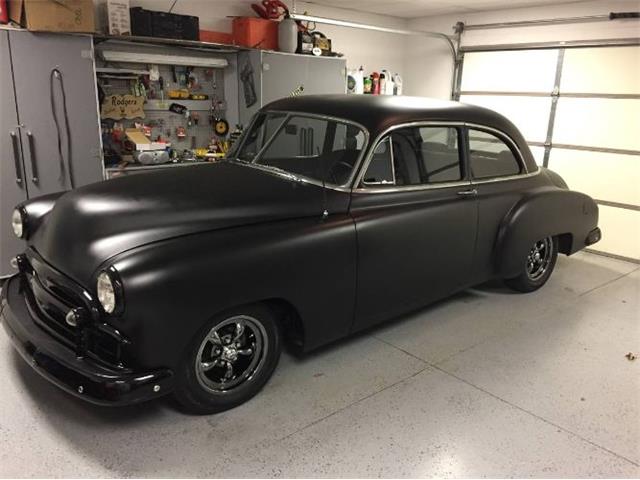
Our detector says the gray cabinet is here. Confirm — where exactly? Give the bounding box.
[238,50,346,125]
[1,30,104,277]
[1,31,28,279]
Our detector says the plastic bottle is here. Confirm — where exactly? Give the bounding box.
[278,16,298,53]
[355,66,364,94]
[379,72,386,96]
[363,76,372,94]
[371,72,380,95]
[393,73,403,95]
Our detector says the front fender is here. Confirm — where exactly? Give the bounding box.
[101,215,357,370]
[496,187,599,278]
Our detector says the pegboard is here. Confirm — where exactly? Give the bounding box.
[97,61,229,159]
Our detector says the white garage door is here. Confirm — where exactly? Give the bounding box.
[459,44,640,262]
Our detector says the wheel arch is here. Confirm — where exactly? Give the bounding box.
[495,187,597,278]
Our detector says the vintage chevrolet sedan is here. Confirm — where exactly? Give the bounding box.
[1,95,601,413]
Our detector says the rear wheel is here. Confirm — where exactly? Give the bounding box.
[505,236,558,293]
[173,304,281,414]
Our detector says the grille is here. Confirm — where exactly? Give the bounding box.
[24,253,127,369]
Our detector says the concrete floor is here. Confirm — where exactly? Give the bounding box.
[0,251,638,478]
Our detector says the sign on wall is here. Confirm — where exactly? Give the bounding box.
[101,94,145,119]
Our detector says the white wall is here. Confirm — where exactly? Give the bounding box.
[404,0,640,98]
[97,0,408,77]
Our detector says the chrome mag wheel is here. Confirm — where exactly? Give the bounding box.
[195,315,268,393]
[526,237,554,281]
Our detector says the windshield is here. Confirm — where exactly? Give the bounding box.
[233,112,367,186]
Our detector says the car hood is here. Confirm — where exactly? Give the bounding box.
[30,162,342,285]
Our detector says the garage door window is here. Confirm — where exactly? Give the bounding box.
[468,129,522,179]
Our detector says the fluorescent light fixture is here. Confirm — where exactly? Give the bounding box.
[100,50,228,68]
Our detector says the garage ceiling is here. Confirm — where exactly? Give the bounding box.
[306,0,584,18]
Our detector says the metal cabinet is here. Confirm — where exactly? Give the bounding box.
[1,31,28,279]
[1,30,104,277]
[238,50,347,125]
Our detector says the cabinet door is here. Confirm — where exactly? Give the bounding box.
[261,52,346,104]
[0,31,28,277]
[9,31,103,196]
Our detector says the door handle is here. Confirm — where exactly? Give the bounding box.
[10,131,23,185]
[457,188,478,197]
[26,131,38,183]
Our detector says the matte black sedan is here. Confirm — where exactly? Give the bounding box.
[1,95,601,414]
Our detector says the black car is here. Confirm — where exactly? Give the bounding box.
[1,95,601,414]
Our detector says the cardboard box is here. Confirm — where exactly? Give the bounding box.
[9,0,95,32]
[104,0,130,35]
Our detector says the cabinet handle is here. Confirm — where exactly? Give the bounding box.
[26,131,38,183]
[10,131,23,185]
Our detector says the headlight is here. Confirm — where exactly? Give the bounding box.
[96,269,123,314]
[11,209,24,238]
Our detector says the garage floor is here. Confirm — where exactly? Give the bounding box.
[1,251,638,478]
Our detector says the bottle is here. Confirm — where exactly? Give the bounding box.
[371,72,380,95]
[278,16,298,53]
[363,76,372,94]
[393,73,403,95]
[355,66,364,94]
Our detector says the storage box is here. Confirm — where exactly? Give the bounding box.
[9,0,95,32]
[130,6,199,41]
[232,17,277,50]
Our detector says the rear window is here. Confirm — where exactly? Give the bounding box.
[468,129,521,179]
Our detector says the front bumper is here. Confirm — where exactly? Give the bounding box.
[1,275,173,406]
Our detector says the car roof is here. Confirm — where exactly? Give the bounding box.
[262,95,537,172]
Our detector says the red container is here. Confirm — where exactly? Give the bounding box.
[199,29,234,45]
[0,0,8,24]
[232,17,278,50]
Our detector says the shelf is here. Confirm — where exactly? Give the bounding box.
[96,67,151,75]
[145,99,221,111]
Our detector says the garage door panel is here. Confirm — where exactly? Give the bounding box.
[529,146,545,166]
[460,49,558,93]
[548,149,640,206]
[460,94,551,143]
[561,46,640,95]
[592,206,640,260]
[553,98,640,151]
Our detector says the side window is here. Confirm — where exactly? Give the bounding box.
[418,127,462,183]
[361,126,462,188]
[362,137,394,185]
[468,129,522,179]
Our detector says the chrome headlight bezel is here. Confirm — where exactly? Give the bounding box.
[11,208,25,239]
[96,267,124,316]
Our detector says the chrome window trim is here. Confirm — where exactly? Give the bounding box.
[362,136,397,187]
[353,120,537,194]
[466,123,530,176]
[243,110,370,191]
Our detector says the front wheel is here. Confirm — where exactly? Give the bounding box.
[173,304,281,414]
[505,236,558,293]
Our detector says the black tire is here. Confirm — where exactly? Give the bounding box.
[505,236,558,293]
[173,303,281,415]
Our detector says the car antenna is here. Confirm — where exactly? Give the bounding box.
[318,146,329,220]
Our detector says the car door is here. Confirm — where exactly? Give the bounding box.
[465,126,537,284]
[350,124,478,331]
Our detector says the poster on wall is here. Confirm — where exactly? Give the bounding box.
[101,94,145,119]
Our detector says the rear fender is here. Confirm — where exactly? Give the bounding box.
[496,187,598,278]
